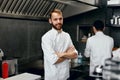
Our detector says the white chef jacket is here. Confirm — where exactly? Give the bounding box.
[84,31,114,77]
[41,28,77,80]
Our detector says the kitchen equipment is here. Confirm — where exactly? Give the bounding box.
[4,72,41,80]
[103,58,120,80]
[2,59,18,77]
[93,65,103,80]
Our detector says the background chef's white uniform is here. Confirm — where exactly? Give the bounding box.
[84,32,114,77]
[42,28,77,80]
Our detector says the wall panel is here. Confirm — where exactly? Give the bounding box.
[0,18,50,65]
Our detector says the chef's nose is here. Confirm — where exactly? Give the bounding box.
[57,19,61,23]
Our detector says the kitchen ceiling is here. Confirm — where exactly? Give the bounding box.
[0,0,98,20]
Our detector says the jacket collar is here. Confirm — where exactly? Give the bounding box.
[51,28,63,34]
[95,31,104,35]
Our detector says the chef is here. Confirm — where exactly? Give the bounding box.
[41,9,78,80]
[84,20,114,79]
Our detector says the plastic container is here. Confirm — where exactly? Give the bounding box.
[2,61,9,78]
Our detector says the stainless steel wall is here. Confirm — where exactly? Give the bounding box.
[0,18,50,65]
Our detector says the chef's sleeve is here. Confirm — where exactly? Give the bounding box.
[41,36,58,65]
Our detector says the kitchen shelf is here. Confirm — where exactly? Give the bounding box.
[106,6,120,27]
[107,5,120,8]
[107,24,120,27]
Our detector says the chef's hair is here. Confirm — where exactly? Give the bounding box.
[93,20,104,31]
[49,9,63,19]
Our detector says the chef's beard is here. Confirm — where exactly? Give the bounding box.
[52,23,62,30]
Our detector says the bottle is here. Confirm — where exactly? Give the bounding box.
[0,49,4,60]
[113,15,115,25]
[117,16,120,25]
[114,15,119,25]
[15,59,18,74]
[74,57,78,63]
[2,60,9,78]
[78,53,82,64]
[110,18,114,25]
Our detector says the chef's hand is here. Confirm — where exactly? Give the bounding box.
[65,46,77,59]
[66,46,75,53]
[55,52,67,64]
[56,46,77,59]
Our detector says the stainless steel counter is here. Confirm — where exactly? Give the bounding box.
[70,60,90,80]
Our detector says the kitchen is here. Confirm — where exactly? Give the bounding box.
[0,0,120,80]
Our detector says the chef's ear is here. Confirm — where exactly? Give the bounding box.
[93,26,97,33]
[49,19,52,24]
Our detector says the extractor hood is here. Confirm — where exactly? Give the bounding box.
[0,0,98,20]
[77,0,99,6]
[53,0,98,18]
[0,0,66,20]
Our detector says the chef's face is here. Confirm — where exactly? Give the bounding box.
[49,12,63,30]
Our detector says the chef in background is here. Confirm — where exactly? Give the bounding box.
[41,9,78,80]
[84,20,114,80]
